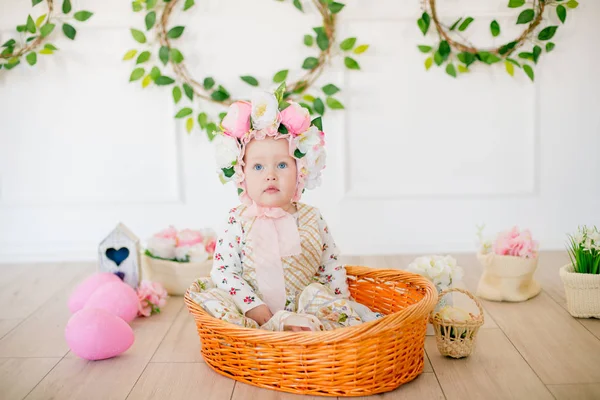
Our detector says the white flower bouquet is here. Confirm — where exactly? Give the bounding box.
[406,255,464,292]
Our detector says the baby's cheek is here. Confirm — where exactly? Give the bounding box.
[283,170,299,193]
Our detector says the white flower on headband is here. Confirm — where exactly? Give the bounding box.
[214,134,239,180]
[250,91,279,130]
[304,147,326,190]
[295,125,323,155]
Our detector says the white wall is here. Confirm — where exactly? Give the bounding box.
[1,0,598,262]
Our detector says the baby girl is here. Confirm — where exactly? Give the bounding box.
[190,84,381,331]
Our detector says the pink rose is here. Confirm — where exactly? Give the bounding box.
[205,238,216,254]
[155,225,177,239]
[138,302,152,317]
[176,229,203,247]
[493,226,538,258]
[508,226,520,239]
[221,101,251,138]
[280,102,310,136]
[136,280,168,317]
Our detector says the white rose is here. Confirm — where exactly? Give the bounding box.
[443,255,457,268]
[213,133,240,169]
[406,256,433,278]
[434,274,451,289]
[295,125,322,155]
[305,146,326,171]
[251,91,279,130]
[188,244,209,263]
[429,258,448,285]
[304,174,322,190]
[174,245,191,262]
[450,264,464,284]
[407,255,460,290]
[147,236,176,260]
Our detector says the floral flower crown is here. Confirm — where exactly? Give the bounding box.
[213,83,327,204]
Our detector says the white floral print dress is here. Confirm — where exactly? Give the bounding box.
[188,203,383,331]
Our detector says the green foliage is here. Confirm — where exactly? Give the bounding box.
[416,0,573,81]
[121,0,365,137]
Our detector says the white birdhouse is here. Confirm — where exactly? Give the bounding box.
[98,223,141,289]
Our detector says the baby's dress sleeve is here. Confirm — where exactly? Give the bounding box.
[315,210,351,298]
[210,208,266,314]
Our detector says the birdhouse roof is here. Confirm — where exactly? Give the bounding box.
[102,222,139,244]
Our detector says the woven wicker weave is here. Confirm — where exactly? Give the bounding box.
[184,266,438,397]
[429,288,484,359]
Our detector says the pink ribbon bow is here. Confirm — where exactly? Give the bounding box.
[244,203,301,313]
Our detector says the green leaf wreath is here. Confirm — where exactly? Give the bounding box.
[417,0,579,81]
[0,0,93,71]
[124,0,368,139]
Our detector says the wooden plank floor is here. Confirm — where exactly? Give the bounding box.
[1,252,599,399]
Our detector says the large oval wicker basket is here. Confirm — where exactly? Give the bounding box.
[184,266,438,397]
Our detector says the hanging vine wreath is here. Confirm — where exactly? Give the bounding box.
[0,0,93,71]
[416,0,579,81]
[124,0,368,139]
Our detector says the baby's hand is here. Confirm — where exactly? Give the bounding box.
[245,304,273,325]
[285,326,312,332]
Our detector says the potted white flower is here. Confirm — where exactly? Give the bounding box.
[406,255,464,309]
[560,226,600,318]
[475,226,541,302]
[141,226,216,295]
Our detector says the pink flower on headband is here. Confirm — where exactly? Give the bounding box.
[280,102,310,136]
[221,101,251,138]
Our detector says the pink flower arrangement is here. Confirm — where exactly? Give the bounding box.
[492,226,538,258]
[145,226,217,263]
[136,280,168,317]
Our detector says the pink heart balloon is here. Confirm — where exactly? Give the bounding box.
[68,272,123,314]
[84,281,139,323]
[65,308,134,361]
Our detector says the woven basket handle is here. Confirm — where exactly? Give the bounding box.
[437,287,484,318]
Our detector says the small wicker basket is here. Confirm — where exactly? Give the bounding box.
[429,288,484,359]
[184,266,438,397]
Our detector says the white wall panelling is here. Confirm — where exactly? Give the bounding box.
[1,0,598,262]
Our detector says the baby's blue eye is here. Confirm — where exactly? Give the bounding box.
[277,162,287,169]
[253,164,263,171]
